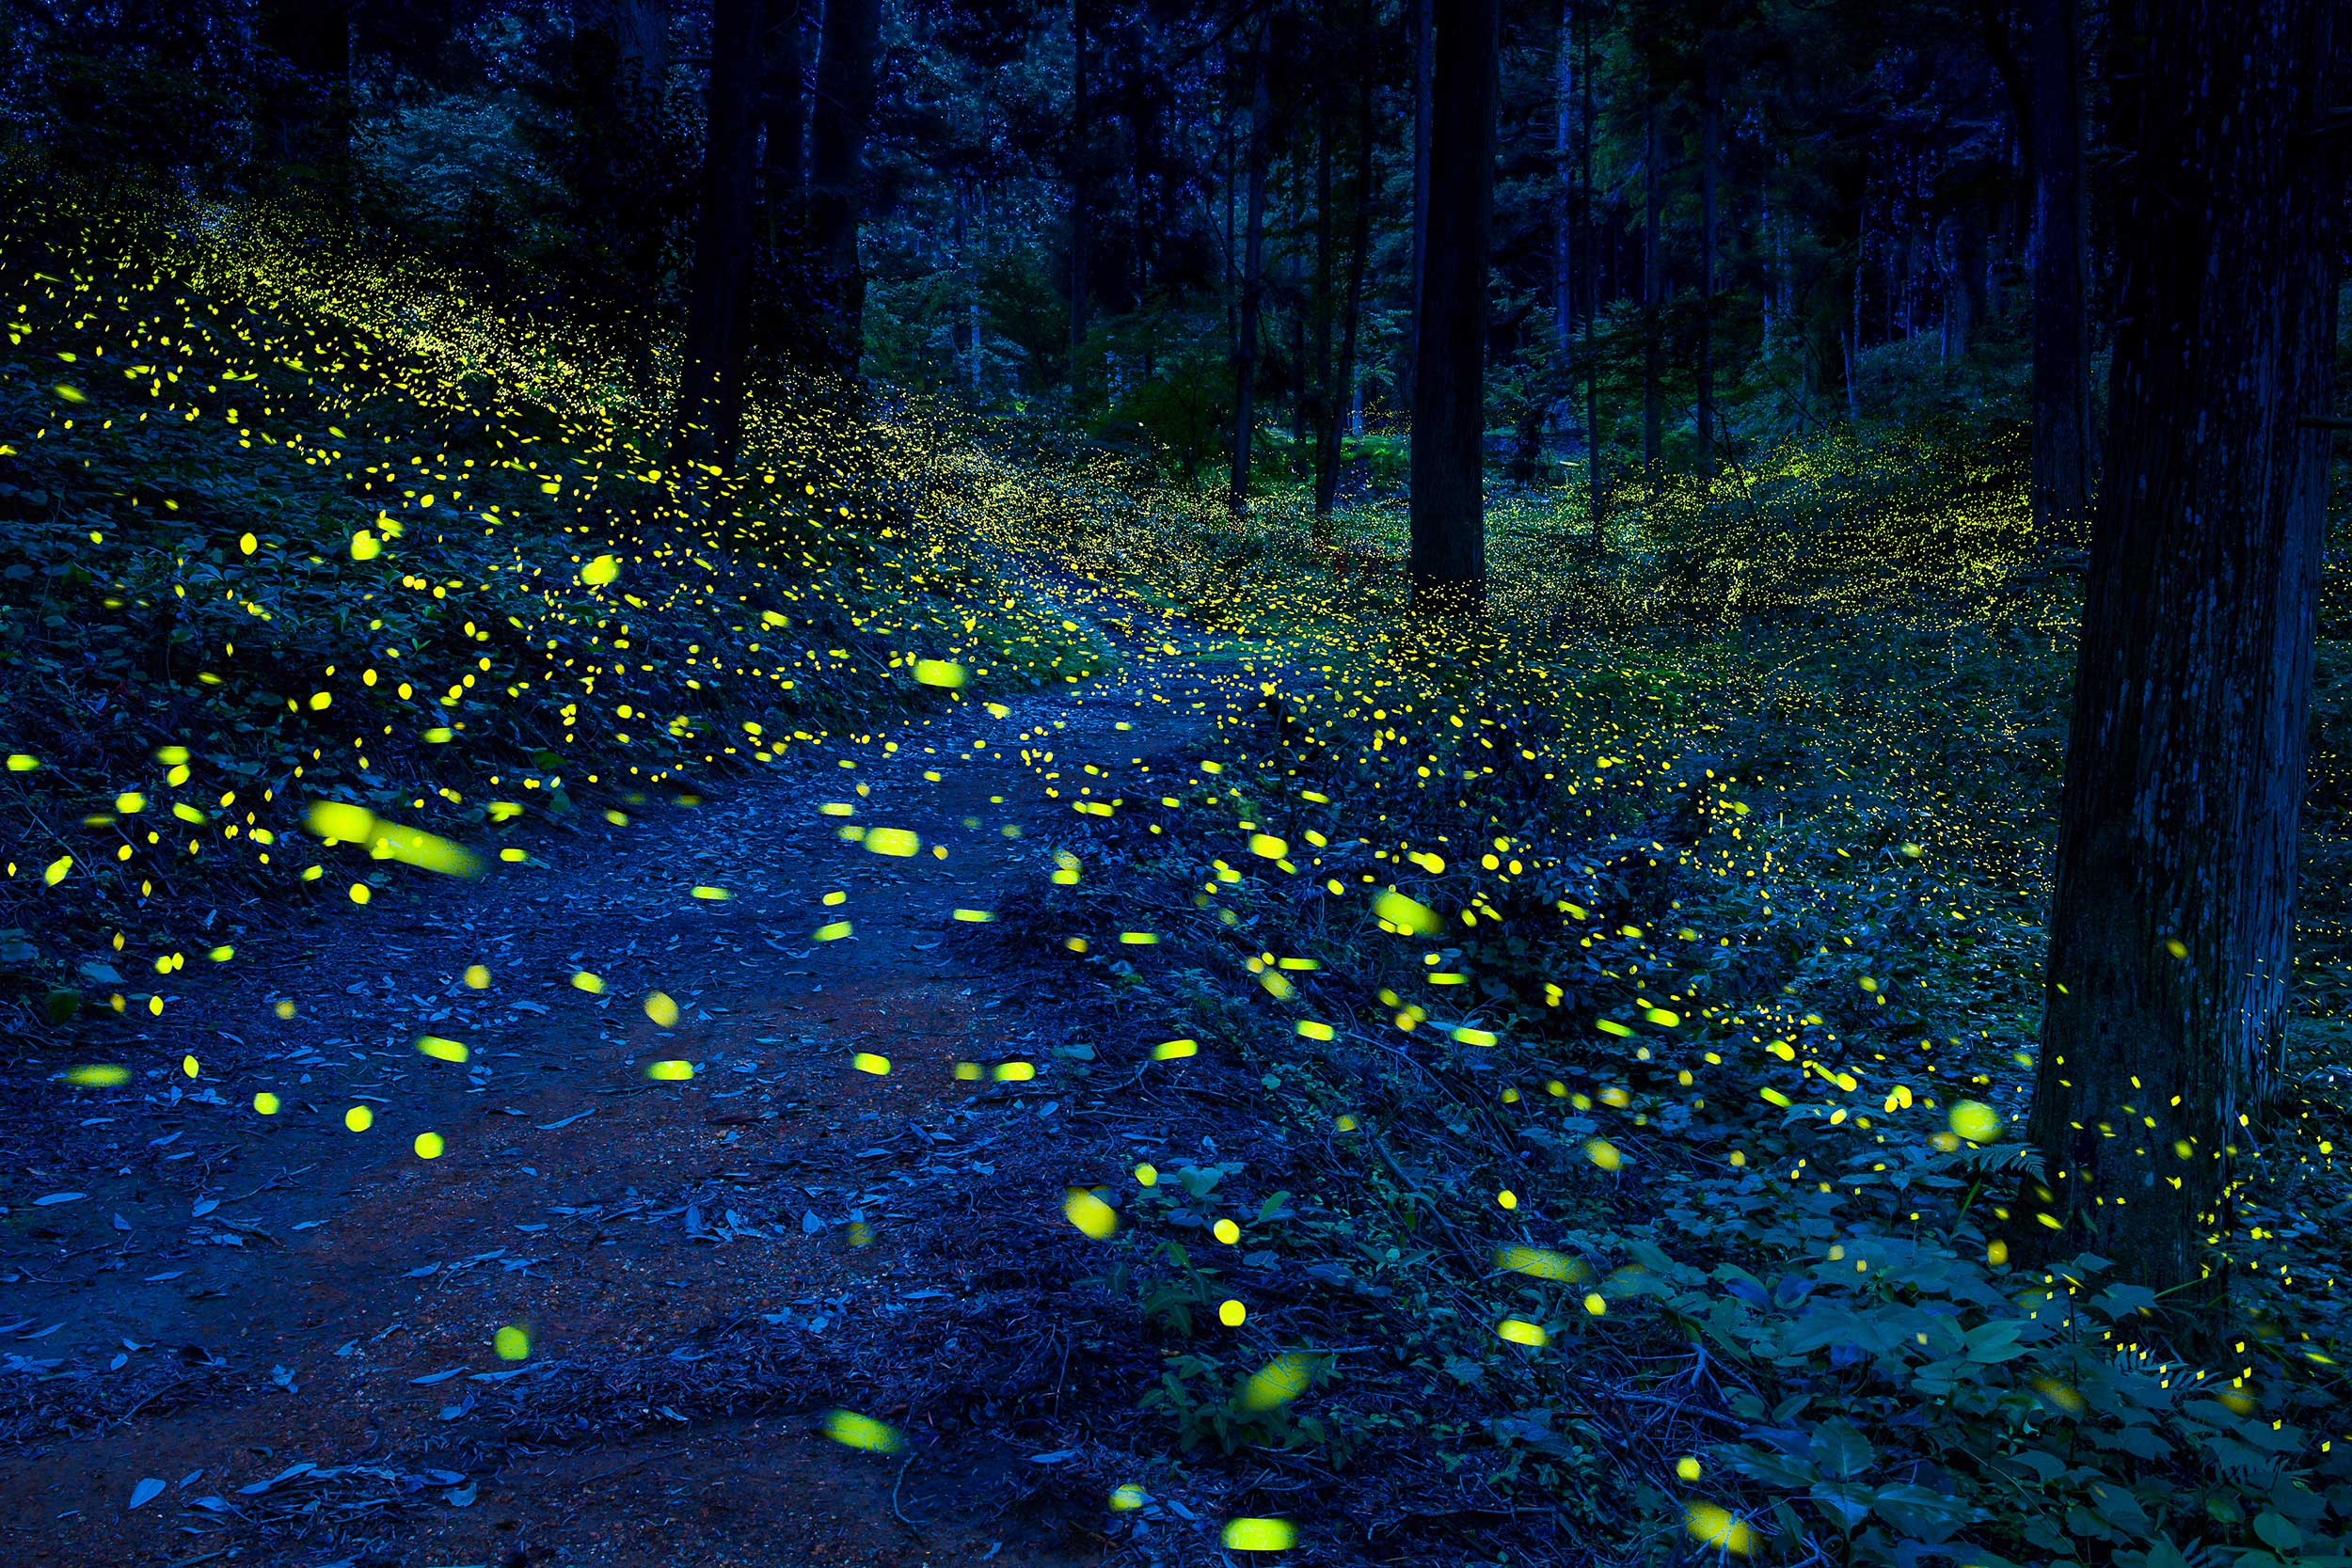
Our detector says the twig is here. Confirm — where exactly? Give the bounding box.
[222,1163,315,1203]
[889,1452,925,1539]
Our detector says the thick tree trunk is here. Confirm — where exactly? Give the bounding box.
[573,0,669,393]
[758,0,803,248]
[808,0,879,378]
[1229,40,1271,515]
[2029,0,2094,544]
[1696,59,1719,479]
[2026,0,2343,1303]
[1640,91,1661,476]
[1407,0,1499,611]
[673,0,764,465]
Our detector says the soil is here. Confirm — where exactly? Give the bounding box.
[0,642,1268,1568]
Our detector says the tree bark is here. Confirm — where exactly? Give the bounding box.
[1640,90,1661,476]
[1310,42,1335,515]
[1223,84,1237,364]
[1553,0,1572,358]
[1315,0,1375,534]
[2029,0,2094,544]
[673,0,764,465]
[1229,38,1272,515]
[1068,0,1091,394]
[2026,0,2344,1304]
[1581,3,1601,546]
[965,182,985,395]
[1407,0,1499,611]
[808,0,879,378]
[1407,0,1433,402]
[572,0,669,392]
[1696,56,1719,479]
[758,0,803,248]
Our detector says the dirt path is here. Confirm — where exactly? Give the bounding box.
[0,632,1266,1567]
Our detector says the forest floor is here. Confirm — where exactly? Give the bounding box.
[0,613,1271,1567]
[8,170,2352,1568]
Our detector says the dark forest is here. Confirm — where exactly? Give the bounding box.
[0,2,2349,1565]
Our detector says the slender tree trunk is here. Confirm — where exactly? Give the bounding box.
[2026,0,2344,1304]
[1068,0,1090,395]
[673,0,764,465]
[1290,257,1311,451]
[1581,2,1601,546]
[1223,86,1236,363]
[1315,0,1375,534]
[1696,56,1719,479]
[1407,0,1433,401]
[1407,0,1499,611]
[1846,206,1866,422]
[758,0,803,248]
[1961,204,1989,342]
[2030,0,2094,545]
[967,183,985,395]
[1640,90,1661,476]
[807,0,879,378]
[1552,0,1572,357]
[1229,39,1271,515]
[1310,46,1335,519]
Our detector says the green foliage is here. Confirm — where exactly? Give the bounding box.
[989,399,2352,1566]
[0,163,1094,1011]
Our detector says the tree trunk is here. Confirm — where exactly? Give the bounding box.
[1223,87,1237,364]
[1846,214,1866,422]
[1640,90,1661,476]
[1068,0,1090,395]
[1310,46,1335,519]
[758,0,803,248]
[808,0,879,378]
[1407,0,1433,402]
[2029,0,2094,544]
[1407,0,1498,611]
[573,0,669,393]
[1315,0,1375,535]
[2026,0,2343,1305]
[673,0,764,465]
[1581,3,1601,546]
[1552,0,1572,358]
[1696,57,1719,479]
[1229,39,1272,515]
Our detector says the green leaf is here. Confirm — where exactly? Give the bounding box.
[2252,1513,2300,1553]
[1964,1317,2028,1362]
[1869,1482,1976,1544]
[1810,1417,1874,1481]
